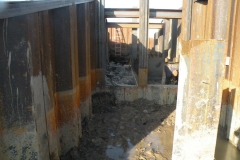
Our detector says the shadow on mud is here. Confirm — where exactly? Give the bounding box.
[66,92,176,160]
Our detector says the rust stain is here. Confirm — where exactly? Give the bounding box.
[138,68,148,87]
[181,40,190,55]
[79,74,91,102]
[46,109,57,134]
[55,92,76,128]
[95,69,102,86]
[91,69,96,92]
[14,127,27,134]
[221,79,230,105]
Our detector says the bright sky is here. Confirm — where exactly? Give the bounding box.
[106,0,183,38]
[105,0,183,9]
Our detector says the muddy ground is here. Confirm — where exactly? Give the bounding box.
[61,92,176,160]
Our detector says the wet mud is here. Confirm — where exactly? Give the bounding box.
[61,93,240,160]
[61,93,175,160]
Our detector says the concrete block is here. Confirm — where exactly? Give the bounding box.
[138,87,145,99]
[146,86,153,101]
[114,87,125,101]
[124,87,138,102]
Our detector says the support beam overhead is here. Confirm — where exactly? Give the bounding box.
[106,23,164,28]
[0,0,95,19]
[105,8,182,19]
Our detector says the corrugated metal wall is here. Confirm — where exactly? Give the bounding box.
[0,1,100,159]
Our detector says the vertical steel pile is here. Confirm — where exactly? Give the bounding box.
[172,0,231,159]
[138,0,149,86]
[0,1,99,159]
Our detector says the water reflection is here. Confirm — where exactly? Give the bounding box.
[215,135,240,160]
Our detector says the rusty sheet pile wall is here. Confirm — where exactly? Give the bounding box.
[0,1,102,159]
[173,0,239,159]
[219,0,240,151]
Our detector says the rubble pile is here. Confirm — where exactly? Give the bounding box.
[106,62,137,86]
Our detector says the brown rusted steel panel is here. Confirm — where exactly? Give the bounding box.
[95,0,100,69]
[69,4,81,138]
[54,90,79,154]
[0,15,40,159]
[182,0,193,40]
[191,1,207,39]
[204,0,230,40]
[89,1,97,92]
[99,0,106,86]
[70,5,80,89]
[28,12,50,160]
[212,0,230,40]
[52,6,80,155]
[85,2,92,117]
[41,10,59,159]
[172,40,227,159]
[230,1,240,86]
[77,4,87,77]
[0,16,32,128]
[52,7,72,92]
[225,0,237,79]
[105,8,182,19]
[138,68,148,87]
[138,0,149,86]
[77,3,92,119]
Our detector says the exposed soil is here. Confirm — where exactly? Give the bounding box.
[61,92,176,160]
[60,92,240,160]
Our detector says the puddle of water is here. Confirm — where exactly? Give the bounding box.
[144,133,164,154]
[215,136,240,160]
[106,138,136,160]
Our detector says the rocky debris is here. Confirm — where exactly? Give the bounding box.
[106,62,137,86]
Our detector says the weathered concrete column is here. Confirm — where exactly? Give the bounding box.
[138,0,149,86]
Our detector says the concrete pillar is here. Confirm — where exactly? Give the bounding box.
[138,0,149,86]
